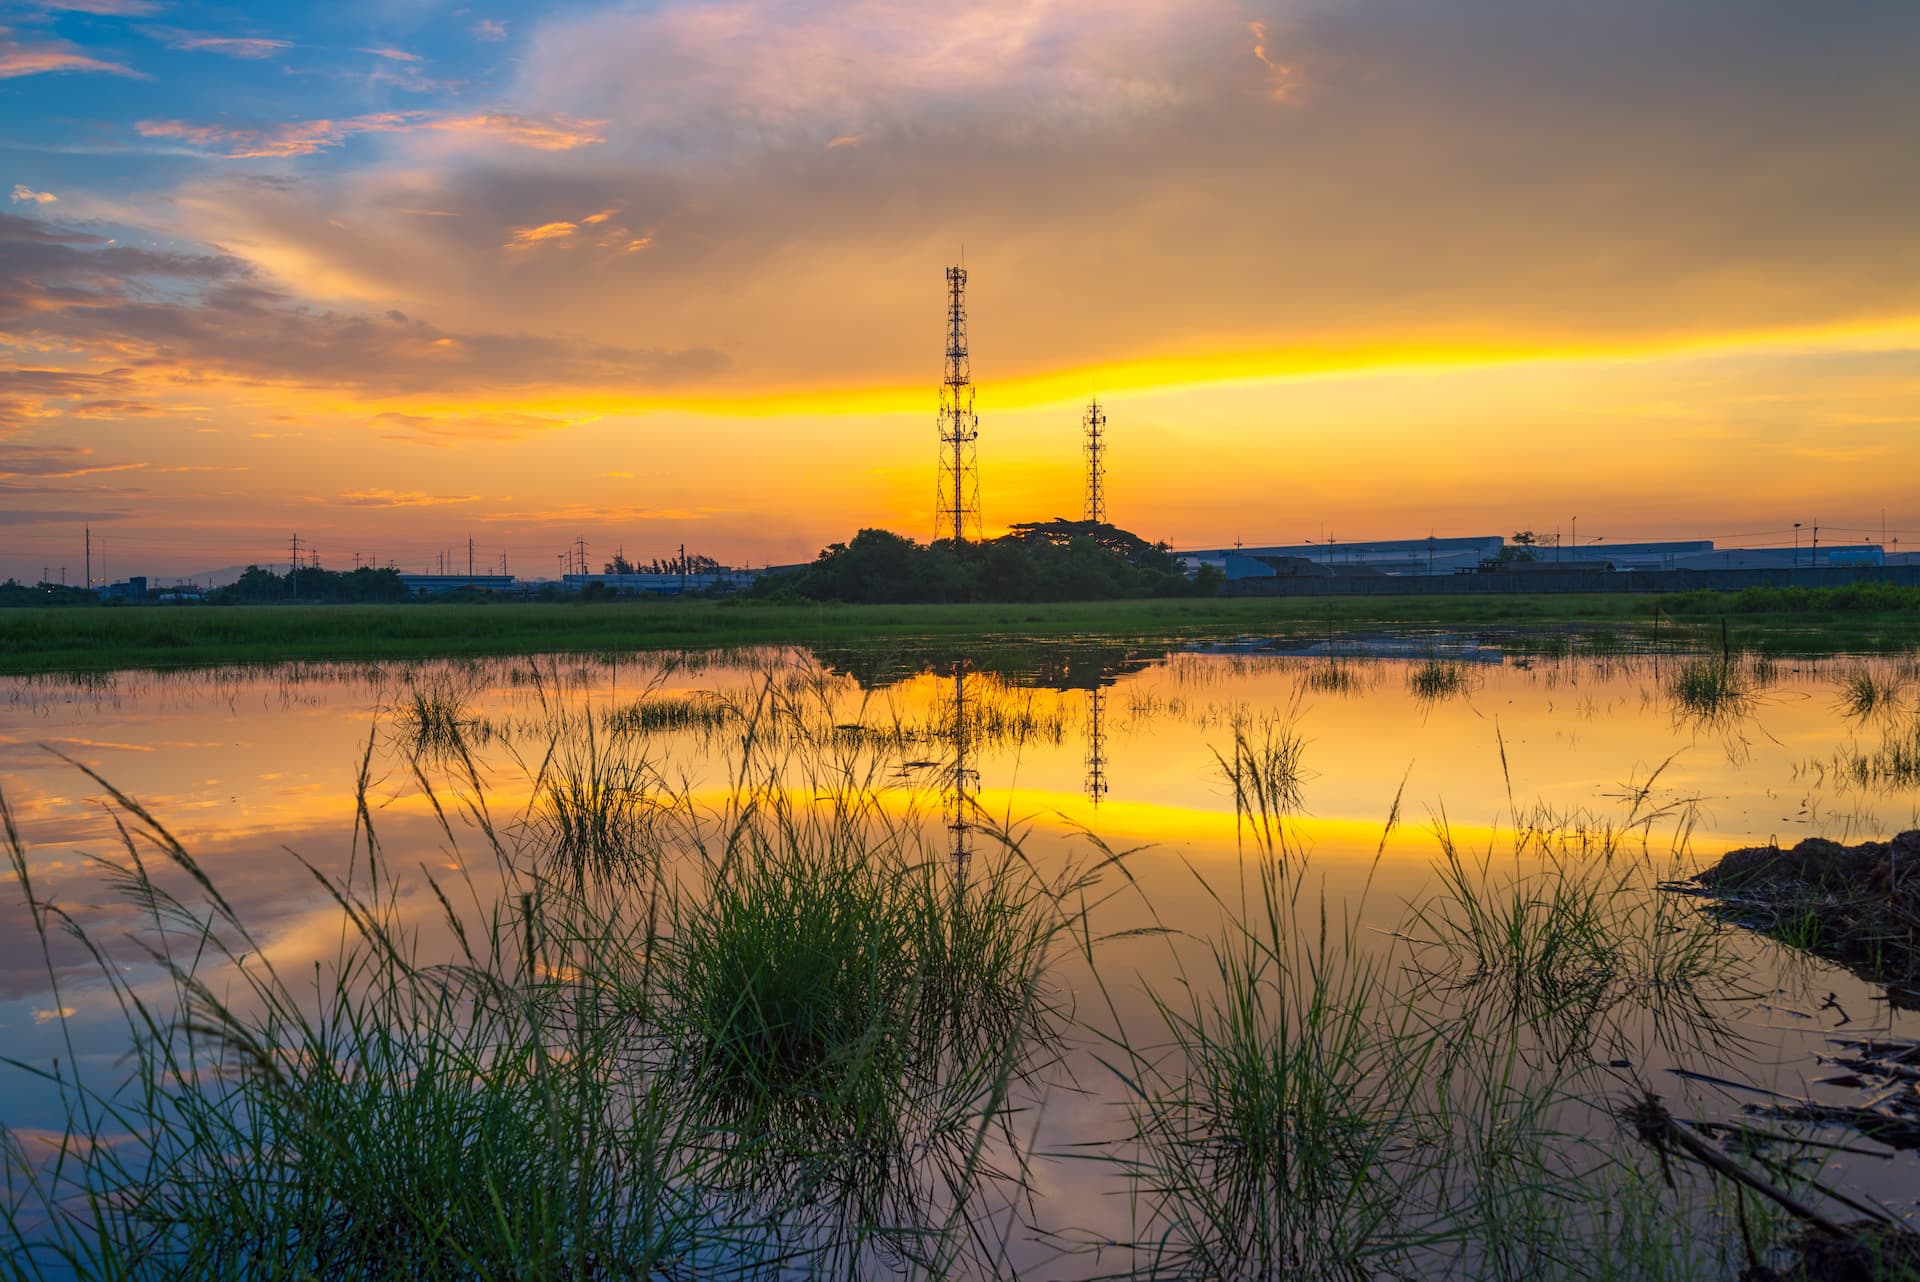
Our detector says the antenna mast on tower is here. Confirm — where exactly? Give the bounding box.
[936,266,980,544]
[1083,398,1107,525]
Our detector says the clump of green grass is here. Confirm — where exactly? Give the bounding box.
[0,764,738,1280]
[1668,655,1755,727]
[662,791,1084,1259]
[604,692,738,735]
[1103,852,1441,1278]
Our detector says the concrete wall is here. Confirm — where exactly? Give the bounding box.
[1220,565,1920,598]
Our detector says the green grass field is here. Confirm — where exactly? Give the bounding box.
[2,591,1916,673]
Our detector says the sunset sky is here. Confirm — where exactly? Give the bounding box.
[2,0,1917,582]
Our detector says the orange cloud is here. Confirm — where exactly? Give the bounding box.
[135,111,604,159]
[505,220,578,248]
[431,114,605,150]
[361,47,421,62]
[334,489,479,508]
[1247,22,1297,102]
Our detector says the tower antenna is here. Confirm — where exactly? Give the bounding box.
[936,265,981,544]
[1083,397,1107,525]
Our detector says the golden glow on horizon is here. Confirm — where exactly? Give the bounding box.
[205,313,1920,427]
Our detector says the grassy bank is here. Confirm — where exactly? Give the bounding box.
[3,589,1917,674]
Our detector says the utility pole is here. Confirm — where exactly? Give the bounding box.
[468,534,474,579]
[1812,523,1819,568]
[679,542,687,593]
[290,532,301,599]
[84,525,91,593]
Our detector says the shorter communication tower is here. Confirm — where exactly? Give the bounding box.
[1083,398,1107,525]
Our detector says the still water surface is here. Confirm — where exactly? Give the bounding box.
[3,640,1918,1272]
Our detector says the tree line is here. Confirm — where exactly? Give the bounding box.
[753,520,1220,603]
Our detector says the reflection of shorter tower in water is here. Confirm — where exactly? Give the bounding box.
[1084,686,1109,806]
[944,660,978,872]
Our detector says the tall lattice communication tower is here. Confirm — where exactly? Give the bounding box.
[937,266,981,544]
[1083,398,1107,525]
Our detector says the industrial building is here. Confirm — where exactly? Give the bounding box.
[398,573,516,596]
[561,569,760,594]
[1179,535,1902,580]
[1180,537,1502,579]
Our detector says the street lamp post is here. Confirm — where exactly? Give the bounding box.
[1793,523,1802,568]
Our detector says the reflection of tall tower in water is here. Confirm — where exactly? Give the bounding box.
[945,662,978,871]
[1084,686,1109,805]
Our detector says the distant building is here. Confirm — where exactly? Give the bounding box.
[100,575,147,602]
[1181,536,1503,578]
[1539,540,1711,571]
[561,569,759,595]
[1669,545,1885,571]
[398,574,515,596]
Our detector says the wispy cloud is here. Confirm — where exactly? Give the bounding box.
[504,220,576,248]
[36,1,161,14]
[10,185,56,205]
[471,19,508,42]
[136,111,605,158]
[360,47,420,62]
[334,488,478,508]
[371,411,578,444]
[160,33,292,60]
[480,503,722,525]
[0,28,143,79]
[0,444,146,479]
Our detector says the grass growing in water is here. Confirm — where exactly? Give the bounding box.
[0,681,1088,1279]
[604,692,738,735]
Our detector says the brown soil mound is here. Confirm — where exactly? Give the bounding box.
[1695,831,1920,1005]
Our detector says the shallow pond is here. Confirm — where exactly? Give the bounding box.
[3,638,1918,1277]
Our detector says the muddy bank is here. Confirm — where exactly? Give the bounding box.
[1695,831,1920,1006]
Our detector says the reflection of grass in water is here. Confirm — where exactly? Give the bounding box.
[1836,664,1911,721]
[1825,715,1920,792]
[0,685,1081,1279]
[1300,658,1360,695]
[394,672,482,760]
[1214,717,1310,826]
[1410,658,1470,701]
[533,722,659,881]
